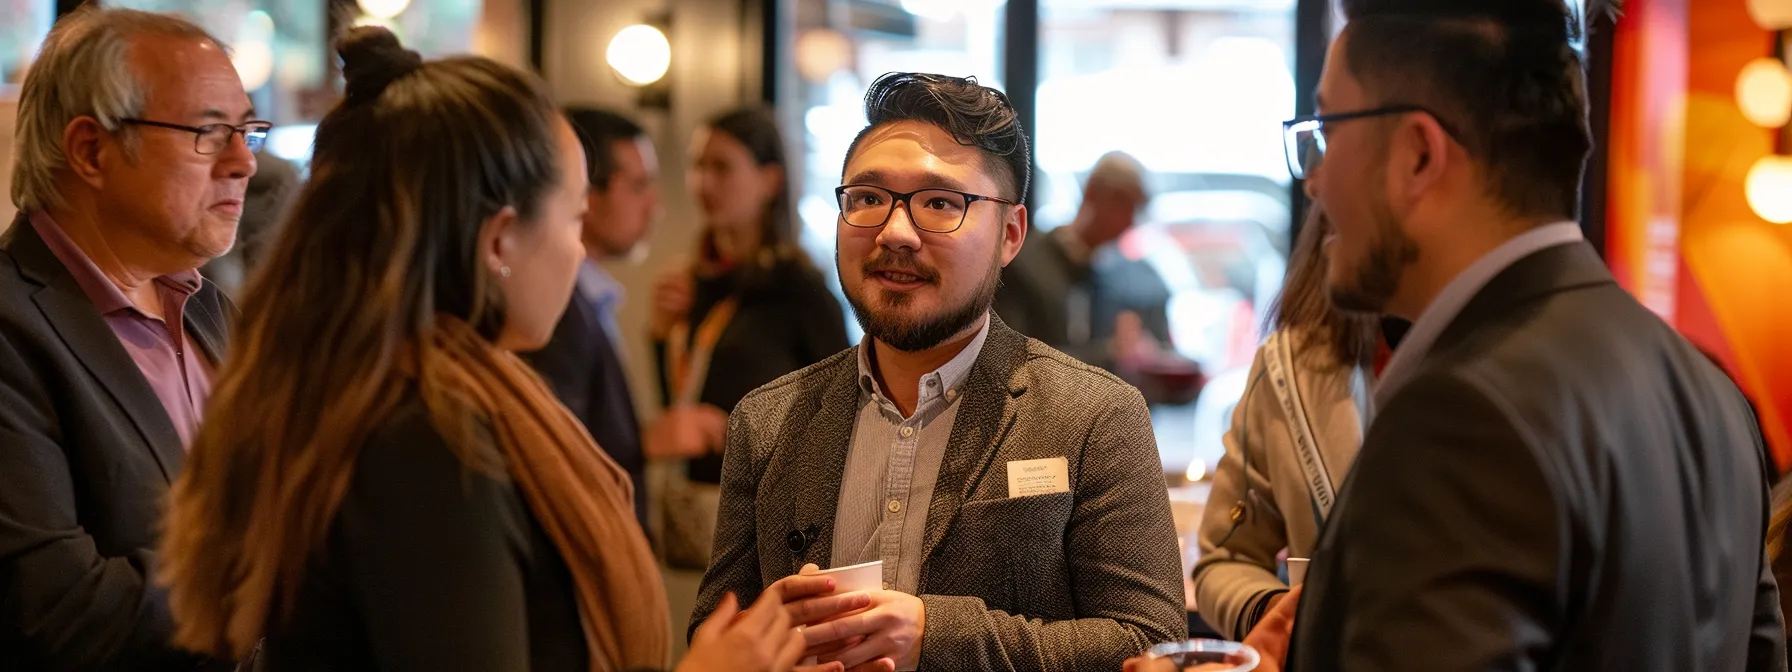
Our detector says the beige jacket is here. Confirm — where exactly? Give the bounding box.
[1192,329,1371,640]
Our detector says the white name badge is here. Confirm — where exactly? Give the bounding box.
[1007,457,1070,498]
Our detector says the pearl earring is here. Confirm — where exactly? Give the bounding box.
[499,265,512,278]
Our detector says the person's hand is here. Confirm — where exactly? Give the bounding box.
[679,591,806,672]
[643,403,728,460]
[801,588,925,670]
[1241,584,1302,672]
[1122,655,1177,672]
[1110,310,1161,368]
[649,270,694,340]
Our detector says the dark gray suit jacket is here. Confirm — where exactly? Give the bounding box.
[1288,242,1785,671]
[690,316,1187,670]
[0,217,235,670]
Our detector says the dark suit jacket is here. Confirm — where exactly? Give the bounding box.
[1289,243,1786,671]
[523,292,647,531]
[0,218,235,670]
[690,317,1187,670]
[262,394,587,671]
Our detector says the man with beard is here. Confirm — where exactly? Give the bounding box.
[1246,0,1785,670]
[690,72,1185,671]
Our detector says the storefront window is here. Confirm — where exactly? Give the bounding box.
[105,0,481,166]
[1,0,55,86]
[1036,0,1297,473]
[786,0,1006,340]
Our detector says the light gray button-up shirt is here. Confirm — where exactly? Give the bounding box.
[831,314,991,597]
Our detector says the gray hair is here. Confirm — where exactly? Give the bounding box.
[11,8,223,213]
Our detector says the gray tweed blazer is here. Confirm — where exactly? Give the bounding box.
[690,315,1187,670]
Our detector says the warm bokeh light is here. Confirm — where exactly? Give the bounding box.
[795,28,851,83]
[1184,458,1208,482]
[1748,0,1792,30]
[606,24,671,86]
[232,11,275,92]
[357,0,411,20]
[1736,57,1792,128]
[1745,155,1792,224]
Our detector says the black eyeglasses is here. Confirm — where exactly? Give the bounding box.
[120,118,273,155]
[1281,105,1460,180]
[835,184,1017,234]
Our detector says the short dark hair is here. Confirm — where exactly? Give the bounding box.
[564,107,644,193]
[1339,0,1591,219]
[845,72,1031,203]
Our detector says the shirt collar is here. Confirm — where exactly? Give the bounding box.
[1372,221,1583,409]
[857,312,993,408]
[29,211,202,317]
[576,259,623,307]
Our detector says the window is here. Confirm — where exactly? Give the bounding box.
[1,0,54,86]
[1036,0,1298,474]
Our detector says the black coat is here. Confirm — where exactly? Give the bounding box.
[0,217,235,670]
[1288,242,1786,671]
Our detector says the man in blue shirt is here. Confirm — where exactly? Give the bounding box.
[525,108,663,531]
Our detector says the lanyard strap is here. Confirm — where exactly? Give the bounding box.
[666,297,740,405]
[1263,331,1338,527]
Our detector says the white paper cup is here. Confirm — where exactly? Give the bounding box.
[1286,557,1308,586]
[798,561,884,666]
[812,559,884,593]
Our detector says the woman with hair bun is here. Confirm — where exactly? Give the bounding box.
[158,27,850,672]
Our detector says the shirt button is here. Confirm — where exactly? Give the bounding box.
[927,379,938,387]
[946,389,958,400]
[882,581,891,590]
[899,426,915,438]
[887,499,902,513]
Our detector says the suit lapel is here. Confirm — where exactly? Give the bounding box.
[920,318,1027,564]
[788,357,862,571]
[184,281,233,367]
[8,222,186,481]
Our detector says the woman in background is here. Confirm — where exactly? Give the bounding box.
[157,28,833,671]
[648,108,848,567]
[1191,205,1383,641]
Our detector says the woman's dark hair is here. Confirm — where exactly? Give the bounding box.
[1266,205,1381,369]
[700,106,807,277]
[160,26,566,657]
[846,72,1030,203]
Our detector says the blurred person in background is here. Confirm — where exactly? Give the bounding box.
[650,106,848,569]
[524,107,660,534]
[995,151,1171,372]
[1269,0,1784,669]
[692,72,1185,671]
[0,8,253,669]
[1190,205,1379,642]
[200,150,300,297]
[158,28,823,671]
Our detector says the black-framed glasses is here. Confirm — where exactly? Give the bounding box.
[1281,105,1459,180]
[120,118,273,155]
[835,184,1017,234]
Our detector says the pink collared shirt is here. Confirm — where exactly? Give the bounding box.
[30,212,213,448]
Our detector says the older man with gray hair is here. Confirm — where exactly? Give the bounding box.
[0,7,260,669]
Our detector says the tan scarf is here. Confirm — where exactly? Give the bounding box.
[421,316,670,672]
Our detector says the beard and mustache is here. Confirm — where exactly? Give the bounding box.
[1327,175,1421,314]
[840,245,1002,353]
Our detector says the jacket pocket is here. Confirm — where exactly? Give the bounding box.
[956,491,1075,616]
